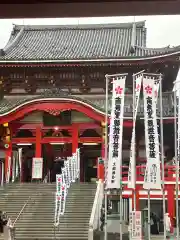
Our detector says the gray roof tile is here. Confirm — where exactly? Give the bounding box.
[0,93,174,118]
[0,21,179,62]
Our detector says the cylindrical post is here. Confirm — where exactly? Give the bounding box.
[174,82,179,239]
[119,189,123,240]
[159,75,166,240]
[104,75,109,240]
[1,161,4,187]
[132,74,136,211]
[147,190,151,240]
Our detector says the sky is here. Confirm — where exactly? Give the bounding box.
[0,14,180,86]
[0,15,180,49]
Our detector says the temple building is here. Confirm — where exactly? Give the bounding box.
[0,21,179,221]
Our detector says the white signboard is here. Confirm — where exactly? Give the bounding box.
[143,76,161,189]
[106,75,127,189]
[56,174,63,193]
[129,211,142,239]
[128,73,143,188]
[32,158,43,179]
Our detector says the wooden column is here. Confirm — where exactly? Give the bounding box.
[101,122,105,158]
[35,126,42,158]
[99,121,105,180]
[167,184,175,230]
[72,124,79,154]
[3,123,12,182]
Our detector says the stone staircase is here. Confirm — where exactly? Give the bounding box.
[0,182,96,240]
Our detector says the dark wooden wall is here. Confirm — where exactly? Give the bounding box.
[0,1,180,18]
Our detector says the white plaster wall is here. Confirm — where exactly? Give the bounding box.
[71,110,94,123]
[20,111,43,123]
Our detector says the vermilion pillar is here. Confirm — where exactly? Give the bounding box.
[72,124,79,154]
[167,184,175,228]
[99,121,105,180]
[35,126,42,158]
[101,122,105,158]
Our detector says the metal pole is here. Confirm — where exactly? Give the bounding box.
[159,75,166,240]
[119,76,125,240]
[1,161,4,187]
[132,73,136,211]
[147,190,151,240]
[119,188,123,240]
[174,83,179,240]
[104,75,109,240]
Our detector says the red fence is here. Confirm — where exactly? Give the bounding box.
[122,165,180,182]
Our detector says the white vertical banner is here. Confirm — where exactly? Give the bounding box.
[1,161,4,186]
[54,192,61,226]
[106,75,127,189]
[6,156,11,183]
[59,183,67,215]
[67,156,73,183]
[76,148,80,179]
[56,174,62,193]
[12,155,16,183]
[154,79,160,104]
[18,148,22,174]
[177,89,180,156]
[15,151,19,178]
[128,73,143,188]
[71,154,76,182]
[143,75,162,189]
[64,160,70,187]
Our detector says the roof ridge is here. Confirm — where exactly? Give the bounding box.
[13,21,146,31]
[136,45,180,51]
[3,26,24,53]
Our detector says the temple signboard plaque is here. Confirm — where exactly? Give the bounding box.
[32,158,43,179]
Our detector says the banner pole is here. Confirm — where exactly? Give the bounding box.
[147,189,151,240]
[159,75,166,240]
[132,73,136,211]
[104,75,109,240]
[174,82,179,239]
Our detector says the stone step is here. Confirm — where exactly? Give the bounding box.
[0,182,96,240]
[15,233,88,237]
[15,228,88,232]
[15,224,89,228]
[15,236,88,240]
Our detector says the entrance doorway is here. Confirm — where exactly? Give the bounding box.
[80,143,101,182]
[21,144,35,182]
[43,143,72,182]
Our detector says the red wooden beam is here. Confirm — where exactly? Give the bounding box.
[12,136,102,144]
[0,102,105,124]
[79,137,102,143]
[12,137,36,143]
[41,137,71,144]
[12,122,101,130]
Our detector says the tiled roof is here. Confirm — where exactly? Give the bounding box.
[0,92,173,118]
[0,21,179,62]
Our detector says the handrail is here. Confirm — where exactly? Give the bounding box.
[12,195,32,227]
[88,180,103,240]
[12,192,42,227]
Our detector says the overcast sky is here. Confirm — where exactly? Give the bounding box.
[0,15,180,49]
[0,15,180,85]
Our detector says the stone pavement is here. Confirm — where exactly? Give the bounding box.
[94,231,177,240]
[151,236,176,239]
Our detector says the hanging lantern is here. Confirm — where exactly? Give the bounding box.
[4,143,9,149]
[2,123,11,149]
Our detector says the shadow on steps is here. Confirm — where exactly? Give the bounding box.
[94,231,129,240]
